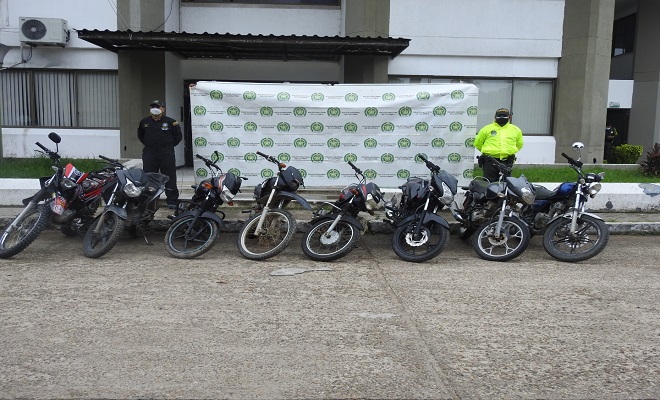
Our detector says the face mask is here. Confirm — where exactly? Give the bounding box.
[150,108,162,116]
[495,117,508,126]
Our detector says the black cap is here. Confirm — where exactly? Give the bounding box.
[495,108,510,117]
[150,100,164,107]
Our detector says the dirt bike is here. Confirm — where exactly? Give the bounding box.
[0,132,117,259]
[82,156,168,258]
[519,142,609,262]
[237,151,312,261]
[301,161,383,262]
[384,154,458,263]
[451,156,536,262]
[164,152,246,259]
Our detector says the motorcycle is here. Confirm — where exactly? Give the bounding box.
[164,152,246,259]
[0,132,116,259]
[301,161,383,262]
[237,151,312,261]
[519,142,609,262]
[451,156,536,262]
[82,156,168,258]
[384,154,457,263]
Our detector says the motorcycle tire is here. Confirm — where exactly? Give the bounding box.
[302,219,360,262]
[0,204,52,259]
[472,216,531,262]
[164,216,219,259]
[542,214,609,262]
[237,209,296,261]
[82,213,126,258]
[458,225,476,241]
[392,220,450,263]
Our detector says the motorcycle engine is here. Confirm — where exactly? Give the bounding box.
[52,209,76,223]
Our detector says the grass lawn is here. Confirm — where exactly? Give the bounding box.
[0,157,111,179]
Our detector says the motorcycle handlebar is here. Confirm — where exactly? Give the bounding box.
[256,151,278,164]
[347,161,362,174]
[417,154,440,173]
[35,142,60,160]
[561,152,583,168]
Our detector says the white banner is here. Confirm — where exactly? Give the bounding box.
[189,81,478,188]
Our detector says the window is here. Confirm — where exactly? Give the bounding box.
[612,14,636,57]
[390,76,554,136]
[0,70,118,128]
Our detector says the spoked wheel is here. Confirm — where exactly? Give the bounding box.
[392,220,450,263]
[82,213,126,258]
[302,219,360,262]
[0,204,52,259]
[237,209,296,261]
[542,214,609,262]
[473,216,531,262]
[164,216,219,259]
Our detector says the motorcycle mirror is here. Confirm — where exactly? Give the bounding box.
[571,142,584,150]
[48,132,62,144]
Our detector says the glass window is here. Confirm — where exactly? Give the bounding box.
[0,69,118,128]
[612,14,636,57]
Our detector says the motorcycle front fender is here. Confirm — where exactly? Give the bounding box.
[102,205,128,220]
[268,192,313,211]
[172,210,224,227]
[310,213,364,231]
[397,212,450,230]
[548,210,604,225]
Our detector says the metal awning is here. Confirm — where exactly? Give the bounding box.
[76,30,410,62]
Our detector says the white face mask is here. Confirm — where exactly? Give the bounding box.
[150,107,162,116]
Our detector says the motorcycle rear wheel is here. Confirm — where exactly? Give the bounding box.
[237,209,296,261]
[82,213,126,258]
[542,214,609,262]
[164,216,219,259]
[473,216,530,262]
[302,219,360,262]
[0,204,52,259]
[392,220,449,263]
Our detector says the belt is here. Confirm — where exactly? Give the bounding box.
[486,154,514,161]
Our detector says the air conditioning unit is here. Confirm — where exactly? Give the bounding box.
[19,17,69,46]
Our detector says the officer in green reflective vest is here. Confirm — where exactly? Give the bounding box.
[474,108,524,182]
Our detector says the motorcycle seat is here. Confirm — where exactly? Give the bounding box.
[468,179,490,194]
[147,172,170,186]
[532,184,555,200]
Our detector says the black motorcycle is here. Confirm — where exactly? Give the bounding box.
[519,142,609,262]
[0,132,117,259]
[451,156,536,262]
[301,161,383,261]
[236,151,312,261]
[384,154,458,263]
[164,152,246,259]
[82,156,168,258]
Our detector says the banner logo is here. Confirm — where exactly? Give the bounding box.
[244,122,258,132]
[211,152,224,162]
[364,138,378,148]
[293,107,307,117]
[294,138,307,148]
[261,169,274,178]
[397,169,411,179]
[465,138,475,148]
[381,153,395,163]
[227,106,240,116]
[381,122,395,132]
[299,168,308,178]
[382,93,396,101]
[327,138,341,148]
[431,138,445,148]
[277,122,291,132]
[227,137,241,148]
[210,90,223,100]
[417,91,431,101]
[364,169,377,179]
[310,122,324,133]
[398,138,412,148]
[277,92,290,101]
[261,138,274,147]
[463,169,473,179]
[196,168,208,178]
[450,121,463,132]
[344,153,358,163]
[398,106,412,117]
[210,121,224,132]
[260,106,274,116]
[194,137,207,147]
[415,122,429,132]
[345,93,358,102]
[415,153,427,163]
[278,153,291,162]
[193,106,206,116]
[327,107,341,117]
[467,106,478,116]
[344,122,358,133]
[451,90,465,100]
[228,168,241,177]
[365,107,379,117]
[433,106,447,116]
[311,93,325,102]
[326,169,341,179]
[244,152,258,162]
[310,153,324,163]
[243,91,257,101]
[448,153,462,163]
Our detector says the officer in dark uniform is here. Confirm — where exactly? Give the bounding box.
[137,100,183,207]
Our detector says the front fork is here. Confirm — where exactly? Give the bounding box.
[569,193,586,234]
[254,185,278,235]
[4,201,39,234]
[412,196,431,239]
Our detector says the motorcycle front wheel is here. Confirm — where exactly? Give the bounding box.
[0,204,52,259]
[473,216,531,262]
[302,219,360,262]
[82,213,126,258]
[164,216,219,259]
[237,209,296,261]
[392,219,450,263]
[542,214,609,262]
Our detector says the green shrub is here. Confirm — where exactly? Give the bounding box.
[640,142,660,177]
[610,144,643,164]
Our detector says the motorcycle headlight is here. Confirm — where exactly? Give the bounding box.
[589,183,602,196]
[365,193,381,211]
[439,182,453,205]
[220,185,236,203]
[60,178,77,190]
[123,181,142,197]
[520,187,535,205]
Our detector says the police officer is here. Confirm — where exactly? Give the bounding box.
[474,108,524,182]
[137,100,183,207]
